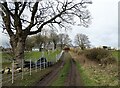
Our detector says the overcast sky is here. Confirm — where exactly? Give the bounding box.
[0,0,119,48]
[65,0,118,48]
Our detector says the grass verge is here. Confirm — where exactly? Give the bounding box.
[111,50,120,61]
[76,60,118,86]
[76,61,96,86]
[2,67,52,86]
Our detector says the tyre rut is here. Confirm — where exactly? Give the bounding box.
[35,52,65,86]
[64,57,83,86]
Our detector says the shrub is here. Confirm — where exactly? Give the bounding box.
[84,48,116,65]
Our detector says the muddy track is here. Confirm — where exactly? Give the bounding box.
[64,58,83,86]
[35,53,65,86]
[35,52,83,86]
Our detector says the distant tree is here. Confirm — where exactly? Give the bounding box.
[35,33,48,51]
[58,33,71,49]
[49,30,59,50]
[74,33,90,50]
[25,36,35,51]
[0,0,92,67]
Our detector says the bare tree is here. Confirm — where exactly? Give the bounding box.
[74,33,90,50]
[0,0,92,67]
[49,30,59,50]
[58,33,71,49]
[35,33,48,51]
[25,36,35,51]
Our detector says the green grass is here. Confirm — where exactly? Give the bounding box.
[111,50,120,61]
[2,67,52,86]
[1,52,13,63]
[2,50,61,68]
[45,50,61,61]
[76,61,96,86]
[76,61,118,86]
[24,51,42,61]
[22,50,60,62]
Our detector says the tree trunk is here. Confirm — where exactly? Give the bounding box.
[39,43,43,52]
[54,43,57,50]
[61,44,63,50]
[10,36,26,68]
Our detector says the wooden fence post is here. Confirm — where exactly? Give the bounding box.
[56,54,58,62]
[35,60,37,72]
[12,60,14,84]
[44,58,45,69]
[40,58,41,70]
[30,59,31,75]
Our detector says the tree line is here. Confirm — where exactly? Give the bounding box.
[25,29,72,51]
[26,31,91,51]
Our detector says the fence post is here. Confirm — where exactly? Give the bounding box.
[30,59,31,75]
[48,50,50,56]
[44,58,45,69]
[42,51,44,57]
[57,54,59,61]
[12,60,14,84]
[35,60,37,72]
[56,54,58,62]
[22,59,24,79]
[46,58,48,67]
[40,58,41,70]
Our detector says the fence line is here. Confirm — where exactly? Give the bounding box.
[2,50,64,85]
[2,78,12,84]
[2,75,12,81]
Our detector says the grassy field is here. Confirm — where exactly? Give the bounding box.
[111,50,120,61]
[2,50,61,86]
[24,50,61,62]
[2,50,61,68]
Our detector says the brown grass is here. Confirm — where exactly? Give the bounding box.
[70,51,118,86]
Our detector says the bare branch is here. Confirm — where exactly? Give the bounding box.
[19,2,27,16]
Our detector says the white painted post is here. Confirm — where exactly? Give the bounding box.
[56,54,58,62]
[44,58,45,69]
[48,50,50,56]
[12,60,14,84]
[30,59,31,75]
[46,58,48,67]
[42,51,44,57]
[40,58,41,70]
[35,60,37,72]
[22,59,24,79]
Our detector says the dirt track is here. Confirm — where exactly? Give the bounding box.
[35,52,65,86]
[64,58,83,86]
[35,52,83,86]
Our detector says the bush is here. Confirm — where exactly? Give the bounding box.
[84,48,116,65]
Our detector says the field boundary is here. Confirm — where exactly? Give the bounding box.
[1,50,64,86]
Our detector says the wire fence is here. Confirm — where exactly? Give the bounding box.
[1,50,64,85]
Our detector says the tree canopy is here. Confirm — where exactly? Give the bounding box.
[74,33,90,50]
[0,0,92,67]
